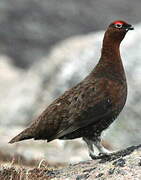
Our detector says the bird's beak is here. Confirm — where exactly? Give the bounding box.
[128,25,134,30]
[125,24,134,31]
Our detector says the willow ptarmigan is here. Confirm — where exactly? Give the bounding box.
[9,20,134,159]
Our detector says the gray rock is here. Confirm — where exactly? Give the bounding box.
[0,0,141,68]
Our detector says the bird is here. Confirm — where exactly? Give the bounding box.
[9,20,134,159]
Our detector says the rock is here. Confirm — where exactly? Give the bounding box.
[0,0,141,68]
[1,144,141,179]
[0,56,24,125]
[0,55,21,94]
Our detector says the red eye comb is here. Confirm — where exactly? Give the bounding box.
[113,20,127,25]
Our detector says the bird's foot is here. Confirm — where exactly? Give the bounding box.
[89,152,111,160]
[90,145,138,161]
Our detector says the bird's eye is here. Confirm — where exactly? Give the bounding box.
[115,23,123,29]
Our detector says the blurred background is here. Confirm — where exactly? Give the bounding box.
[1,0,141,167]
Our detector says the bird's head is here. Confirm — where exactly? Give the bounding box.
[105,20,134,42]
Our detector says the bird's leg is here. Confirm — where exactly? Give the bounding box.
[83,137,97,158]
[93,137,112,155]
[83,137,112,159]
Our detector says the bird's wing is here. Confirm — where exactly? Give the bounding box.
[49,78,113,140]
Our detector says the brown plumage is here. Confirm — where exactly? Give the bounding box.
[9,20,134,159]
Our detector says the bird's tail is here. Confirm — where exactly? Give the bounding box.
[9,127,34,144]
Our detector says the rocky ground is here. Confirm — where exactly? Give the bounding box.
[1,144,141,180]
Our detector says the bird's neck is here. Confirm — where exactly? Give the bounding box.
[100,30,122,62]
[94,33,126,81]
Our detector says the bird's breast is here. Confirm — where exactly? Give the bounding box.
[105,78,127,113]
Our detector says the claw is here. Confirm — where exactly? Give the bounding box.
[90,152,110,160]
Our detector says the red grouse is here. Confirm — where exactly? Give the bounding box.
[9,20,134,159]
